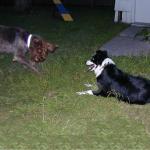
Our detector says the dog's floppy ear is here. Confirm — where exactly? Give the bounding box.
[33,38,42,46]
[96,50,101,54]
[96,50,108,57]
[101,50,108,57]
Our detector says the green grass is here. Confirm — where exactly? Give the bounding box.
[136,28,150,41]
[0,6,150,150]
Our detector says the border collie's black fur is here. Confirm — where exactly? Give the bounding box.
[78,50,150,105]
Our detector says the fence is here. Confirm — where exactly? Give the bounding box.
[0,0,114,6]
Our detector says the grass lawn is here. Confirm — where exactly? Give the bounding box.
[0,6,150,150]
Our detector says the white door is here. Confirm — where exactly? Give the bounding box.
[135,0,150,23]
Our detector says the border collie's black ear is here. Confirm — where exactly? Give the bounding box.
[102,50,108,57]
[96,50,101,54]
[96,50,108,57]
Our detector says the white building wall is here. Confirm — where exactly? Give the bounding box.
[114,0,150,24]
[134,0,150,24]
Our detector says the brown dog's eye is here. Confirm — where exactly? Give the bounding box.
[38,49,42,53]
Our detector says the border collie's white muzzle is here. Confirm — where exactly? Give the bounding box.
[86,60,97,71]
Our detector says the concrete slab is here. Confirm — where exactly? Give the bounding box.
[119,26,143,38]
[100,26,150,56]
[101,36,150,56]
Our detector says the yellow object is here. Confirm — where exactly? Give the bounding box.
[52,0,74,21]
[61,14,73,21]
[53,0,61,4]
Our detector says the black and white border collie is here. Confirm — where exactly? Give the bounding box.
[77,50,150,105]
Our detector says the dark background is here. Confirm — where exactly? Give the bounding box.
[0,0,114,6]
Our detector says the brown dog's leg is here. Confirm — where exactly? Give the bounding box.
[13,56,40,74]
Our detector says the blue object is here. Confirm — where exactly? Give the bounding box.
[56,4,69,14]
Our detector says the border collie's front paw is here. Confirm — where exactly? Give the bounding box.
[76,90,93,95]
[76,91,84,95]
[84,83,93,88]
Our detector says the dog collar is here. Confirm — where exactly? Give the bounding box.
[27,34,32,48]
[95,58,115,77]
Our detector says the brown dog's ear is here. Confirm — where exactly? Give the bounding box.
[47,43,58,53]
[33,38,42,46]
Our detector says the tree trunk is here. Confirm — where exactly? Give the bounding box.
[15,0,32,13]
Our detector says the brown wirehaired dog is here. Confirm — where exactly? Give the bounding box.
[0,25,58,73]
